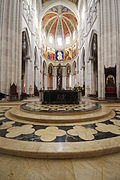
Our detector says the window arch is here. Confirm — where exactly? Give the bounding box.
[65,35,70,45]
[49,33,54,44]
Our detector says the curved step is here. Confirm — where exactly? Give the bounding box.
[0,136,120,159]
[5,105,115,124]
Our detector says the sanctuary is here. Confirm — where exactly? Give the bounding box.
[0,1,120,179]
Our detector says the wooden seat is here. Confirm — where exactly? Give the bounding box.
[9,83,18,100]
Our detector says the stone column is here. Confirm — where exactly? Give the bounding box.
[97,0,119,99]
[78,48,81,86]
[89,59,96,95]
[79,50,83,87]
[0,0,22,98]
[38,0,42,91]
[62,67,66,90]
[53,67,57,90]
[71,73,74,89]
[39,51,42,90]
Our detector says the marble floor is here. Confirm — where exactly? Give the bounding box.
[0,152,120,180]
[0,98,120,179]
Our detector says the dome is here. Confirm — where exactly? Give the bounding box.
[42,5,78,61]
[42,5,77,48]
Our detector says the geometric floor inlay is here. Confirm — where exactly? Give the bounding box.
[0,103,120,159]
[21,102,100,112]
[0,108,120,142]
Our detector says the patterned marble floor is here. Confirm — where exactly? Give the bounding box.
[0,102,120,158]
[21,102,100,112]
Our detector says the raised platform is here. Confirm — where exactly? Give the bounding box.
[0,101,120,159]
[5,102,114,124]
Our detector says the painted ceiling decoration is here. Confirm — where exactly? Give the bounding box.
[42,0,78,5]
[42,5,78,39]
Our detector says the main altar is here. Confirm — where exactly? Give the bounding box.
[39,89,81,104]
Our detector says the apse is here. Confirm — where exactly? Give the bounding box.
[42,5,78,61]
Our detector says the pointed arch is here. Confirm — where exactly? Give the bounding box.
[88,29,97,59]
[22,28,31,59]
[21,28,31,97]
[89,30,98,97]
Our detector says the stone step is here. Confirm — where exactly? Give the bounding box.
[5,105,114,124]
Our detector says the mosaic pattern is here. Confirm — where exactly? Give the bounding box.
[35,127,66,142]
[6,125,35,138]
[67,126,97,141]
[21,102,100,113]
[95,123,120,135]
[0,107,120,143]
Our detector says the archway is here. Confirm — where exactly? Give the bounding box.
[21,30,30,97]
[89,33,98,97]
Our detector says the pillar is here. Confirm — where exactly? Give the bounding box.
[0,0,22,97]
[62,67,66,90]
[53,67,57,90]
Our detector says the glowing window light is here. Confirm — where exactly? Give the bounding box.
[66,36,70,45]
[57,37,62,46]
[73,30,76,41]
[49,35,53,44]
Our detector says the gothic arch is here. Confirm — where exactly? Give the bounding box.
[88,29,97,59]
[89,30,98,96]
[22,28,31,59]
[21,28,31,96]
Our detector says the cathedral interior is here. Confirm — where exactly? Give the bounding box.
[0,0,120,179]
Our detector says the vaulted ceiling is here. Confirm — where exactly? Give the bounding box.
[42,0,79,6]
[42,5,78,39]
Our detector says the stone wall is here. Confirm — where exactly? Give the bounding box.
[0,0,22,97]
[78,0,120,99]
